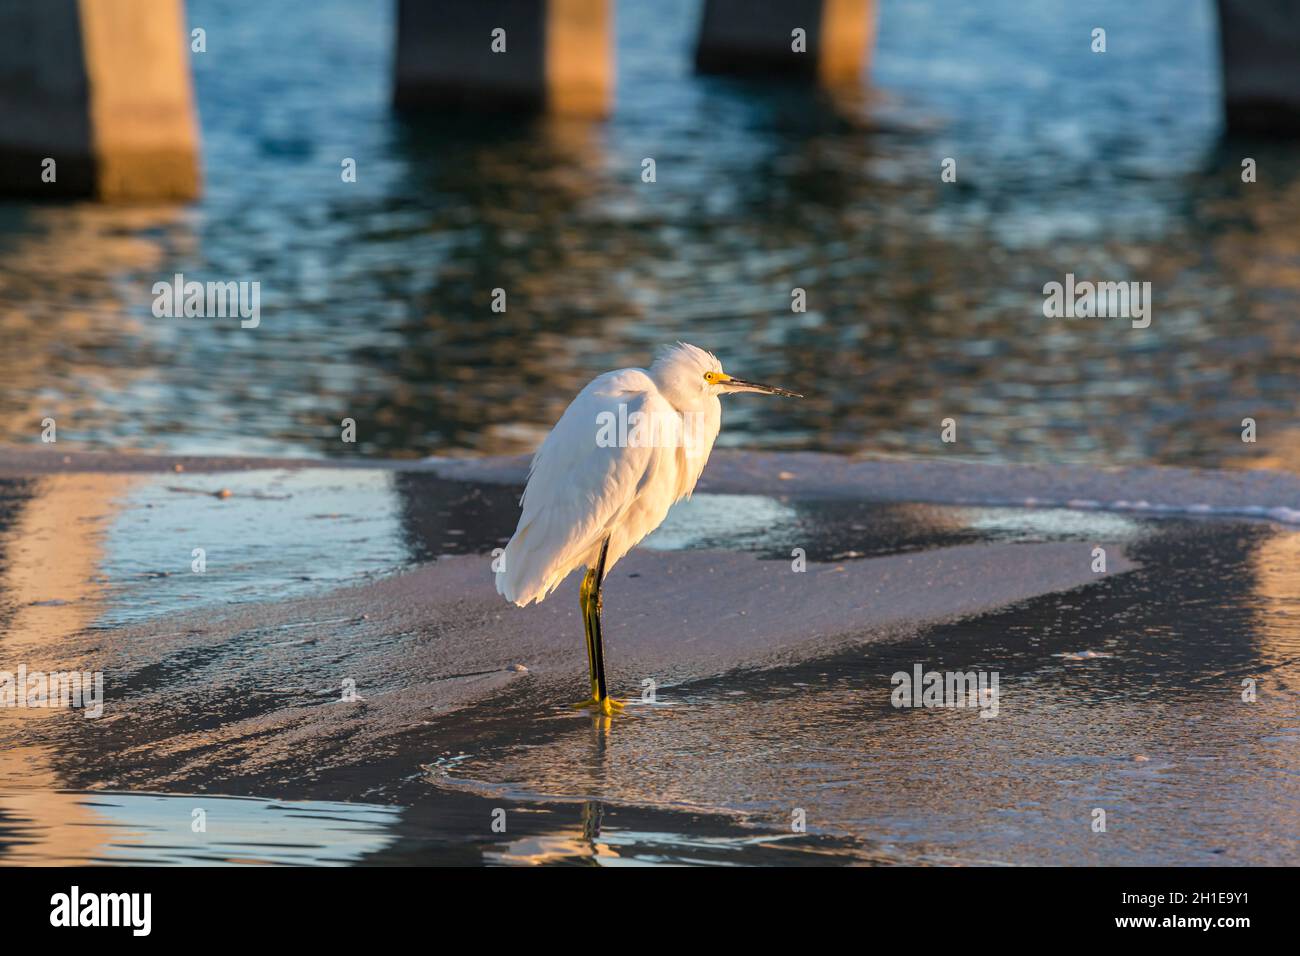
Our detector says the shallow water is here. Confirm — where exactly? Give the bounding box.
[2,0,1298,468]
[0,788,868,866]
[0,470,1296,865]
[0,469,1141,630]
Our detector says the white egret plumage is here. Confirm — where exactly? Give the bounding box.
[496,343,801,714]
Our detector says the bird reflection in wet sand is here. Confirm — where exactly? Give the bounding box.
[485,801,617,866]
[496,344,801,716]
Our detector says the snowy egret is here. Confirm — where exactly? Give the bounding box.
[496,343,801,715]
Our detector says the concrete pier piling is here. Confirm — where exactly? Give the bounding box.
[694,0,874,85]
[393,0,612,116]
[1216,0,1300,135]
[0,0,200,200]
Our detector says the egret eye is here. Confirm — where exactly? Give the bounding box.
[704,371,718,384]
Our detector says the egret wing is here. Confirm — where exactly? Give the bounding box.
[497,370,679,606]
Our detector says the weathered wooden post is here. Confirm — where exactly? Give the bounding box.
[393,0,612,116]
[0,0,200,200]
[1216,0,1300,134]
[694,0,874,85]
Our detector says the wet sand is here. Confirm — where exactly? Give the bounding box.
[0,449,1296,865]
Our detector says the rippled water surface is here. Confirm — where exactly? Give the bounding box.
[2,0,1297,466]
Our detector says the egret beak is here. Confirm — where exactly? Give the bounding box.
[718,374,802,398]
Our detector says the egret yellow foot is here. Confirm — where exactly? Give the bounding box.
[570,696,626,716]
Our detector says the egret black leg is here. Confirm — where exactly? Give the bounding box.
[571,538,623,715]
[579,568,598,699]
[589,537,611,702]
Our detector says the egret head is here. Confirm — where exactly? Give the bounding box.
[650,342,802,410]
